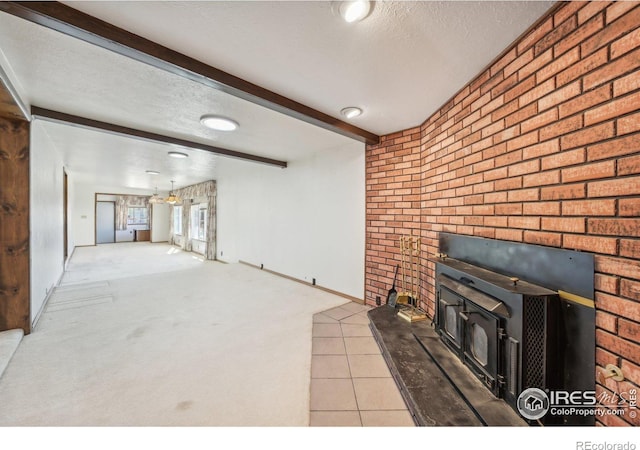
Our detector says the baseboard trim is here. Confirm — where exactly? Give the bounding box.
[239,260,364,304]
[31,270,65,331]
[64,246,76,270]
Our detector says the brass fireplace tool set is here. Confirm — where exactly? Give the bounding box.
[396,235,428,322]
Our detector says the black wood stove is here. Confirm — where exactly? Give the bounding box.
[431,233,595,426]
[434,257,560,414]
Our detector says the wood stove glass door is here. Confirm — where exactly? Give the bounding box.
[438,287,463,354]
[461,300,500,395]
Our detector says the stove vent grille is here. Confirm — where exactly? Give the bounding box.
[524,296,546,389]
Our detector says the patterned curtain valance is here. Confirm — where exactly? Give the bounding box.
[174,180,216,201]
[124,195,150,208]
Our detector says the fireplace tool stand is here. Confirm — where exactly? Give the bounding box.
[397,235,427,322]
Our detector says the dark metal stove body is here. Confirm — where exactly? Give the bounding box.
[432,233,595,426]
[435,258,560,412]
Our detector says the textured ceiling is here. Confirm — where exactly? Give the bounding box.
[64,1,554,134]
[0,1,554,191]
[0,11,354,159]
[37,120,220,191]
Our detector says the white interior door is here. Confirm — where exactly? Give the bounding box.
[96,201,115,244]
[151,203,170,242]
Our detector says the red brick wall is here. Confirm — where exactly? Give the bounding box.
[365,1,640,426]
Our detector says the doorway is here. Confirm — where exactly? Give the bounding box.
[96,201,115,244]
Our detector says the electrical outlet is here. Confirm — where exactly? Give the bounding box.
[220,251,223,256]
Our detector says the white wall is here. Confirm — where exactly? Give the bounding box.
[70,182,156,246]
[216,142,365,299]
[30,122,65,325]
[151,203,170,242]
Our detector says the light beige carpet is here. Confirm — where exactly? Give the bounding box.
[0,243,349,426]
[0,329,23,380]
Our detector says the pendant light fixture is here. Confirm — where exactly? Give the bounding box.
[148,186,165,204]
[165,180,181,205]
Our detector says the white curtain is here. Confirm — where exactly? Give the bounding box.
[168,204,175,245]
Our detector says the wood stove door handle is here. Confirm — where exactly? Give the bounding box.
[459,312,470,321]
[439,299,459,309]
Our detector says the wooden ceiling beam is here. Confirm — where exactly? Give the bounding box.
[1,1,380,145]
[32,106,288,168]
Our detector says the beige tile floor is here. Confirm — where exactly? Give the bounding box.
[309,303,415,427]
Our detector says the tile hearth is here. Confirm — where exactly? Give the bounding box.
[309,303,415,427]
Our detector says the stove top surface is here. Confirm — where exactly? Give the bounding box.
[431,257,558,297]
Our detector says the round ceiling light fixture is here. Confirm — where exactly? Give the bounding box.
[200,114,239,131]
[145,170,160,175]
[340,1,371,23]
[168,151,188,159]
[340,106,363,119]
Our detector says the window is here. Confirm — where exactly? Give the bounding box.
[199,208,207,240]
[127,207,149,226]
[190,203,207,241]
[174,206,182,235]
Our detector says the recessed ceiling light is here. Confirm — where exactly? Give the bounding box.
[145,170,160,175]
[340,1,371,23]
[200,115,239,131]
[340,107,363,119]
[168,151,188,159]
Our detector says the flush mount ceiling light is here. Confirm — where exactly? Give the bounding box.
[340,106,363,119]
[145,170,160,175]
[339,0,371,23]
[168,151,188,159]
[200,114,239,131]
